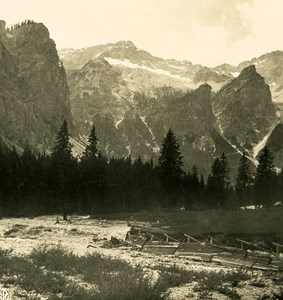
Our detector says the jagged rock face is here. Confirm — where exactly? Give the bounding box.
[67,58,131,121]
[193,67,230,84]
[67,58,237,176]
[212,65,278,157]
[136,84,237,175]
[210,51,283,102]
[0,21,72,151]
[60,41,193,73]
[63,43,281,176]
[59,41,227,94]
[66,58,159,160]
[0,21,281,176]
[237,51,283,102]
[60,42,283,104]
[266,124,283,169]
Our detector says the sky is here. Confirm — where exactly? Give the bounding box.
[1,0,283,67]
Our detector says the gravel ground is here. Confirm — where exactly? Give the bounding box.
[0,215,282,299]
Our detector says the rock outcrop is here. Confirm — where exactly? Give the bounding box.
[0,20,72,152]
[266,124,283,169]
[0,23,281,177]
[212,65,278,158]
[63,44,280,176]
[67,56,237,176]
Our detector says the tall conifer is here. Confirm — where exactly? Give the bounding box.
[235,152,252,207]
[158,128,183,207]
[254,146,277,207]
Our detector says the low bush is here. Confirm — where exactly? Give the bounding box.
[193,269,251,297]
[30,244,166,299]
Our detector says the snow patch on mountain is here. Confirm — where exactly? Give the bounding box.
[95,51,103,58]
[231,72,240,77]
[104,57,189,82]
[126,145,131,156]
[140,116,160,153]
[165,61,187,71]
[70,137,85,158]
[140,116,155,140]
[115,118,124,129]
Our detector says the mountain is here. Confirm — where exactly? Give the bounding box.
[59,42,283,101]
[266,124,283,168]
[65,55,260,177]
[212,65,279,162]
[0,20,280,176]
[59,41,231,94]
[68,58,238,176]
[59,41,282,175]
[0,20,72,152]
[236,51,283,103]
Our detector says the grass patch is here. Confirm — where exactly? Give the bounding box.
[0,247,100,299]
[152,264,206,288]
[0,245,252,299]
[30,244,166,299]
[0,251,68,295]
[193,269,250,299]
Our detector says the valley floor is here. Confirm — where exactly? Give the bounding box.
[0,215,282,299]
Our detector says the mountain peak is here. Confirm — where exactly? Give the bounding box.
[241,64,256,75]
[114,40,136,48]
[237,64,265,83]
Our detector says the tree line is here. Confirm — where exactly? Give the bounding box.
[0,121,282,217]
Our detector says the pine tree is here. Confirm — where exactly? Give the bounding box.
[254,146,277,207]
[158,128,184,207]
[183,171,193,210]
[20,146,38,195]
[235,152,252,208]
[183,166,202,210]
[200,174,205,191]
[220,152,230,190]
[80,126,107,213]
[82,125,98,160]
[207,153,230,209]
[52,120,73,160]
[51,120,75,219]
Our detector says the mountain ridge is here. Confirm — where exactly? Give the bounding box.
[59,41,283,102]
[0,20,282,177]
[59,42,283,174]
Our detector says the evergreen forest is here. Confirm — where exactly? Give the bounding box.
[0,120,282,217]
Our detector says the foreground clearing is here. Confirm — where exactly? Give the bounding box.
[0,215,282,299]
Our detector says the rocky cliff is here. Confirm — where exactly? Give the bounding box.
[62,41,280,176]
[59,42,283,102]
[212,65,279,161]
[266,124,283,169]
[0,20,72,152]
[67,55,238,176]
[0,22,280,176]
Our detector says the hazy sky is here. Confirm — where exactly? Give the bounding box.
[2,0,283,67]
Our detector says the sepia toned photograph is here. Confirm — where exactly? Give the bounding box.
[0,0,283,299]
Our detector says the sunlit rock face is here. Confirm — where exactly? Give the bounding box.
[0,21,72,152]
[61,41,281,177]
[0,21,281,177]
[212,65,278,158]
